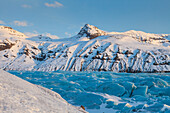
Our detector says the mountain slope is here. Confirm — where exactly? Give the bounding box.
[0,24,169,72]
[0,70,86,113]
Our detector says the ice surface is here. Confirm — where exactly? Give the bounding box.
[9,71,170,113]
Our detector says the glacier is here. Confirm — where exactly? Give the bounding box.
[9,71,170,113]
[0,24,170,72]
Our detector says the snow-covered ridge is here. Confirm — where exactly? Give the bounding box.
[26,35,53,41]
[109,30,170,46]
[0,26,27,40]
[0,24,169,72]
[0,70,86,113]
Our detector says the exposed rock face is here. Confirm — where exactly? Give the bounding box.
[0,39,15,51]
[0,24,170,72]
[77,24,107,39]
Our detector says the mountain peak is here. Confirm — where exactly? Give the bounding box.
[0,26,27,40]
[77,24,107,39]
[0,26,13,30]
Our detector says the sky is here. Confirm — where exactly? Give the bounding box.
[0,0,170,38]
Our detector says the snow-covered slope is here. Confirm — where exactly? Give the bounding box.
[0,70,86,113]
[0,26,27,41]
[0,24,169,72]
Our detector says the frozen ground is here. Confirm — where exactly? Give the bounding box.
[0,70,86,113]
[9,71,170,113]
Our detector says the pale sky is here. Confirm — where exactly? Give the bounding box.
[0,0,170,38]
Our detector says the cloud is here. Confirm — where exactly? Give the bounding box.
[13,21,29,26]
[24,31,39,37]
[25,32,59,39]
[45,1,63,8]
[65,32,72,37]
[21,4,32,8]
[0,20,5,25]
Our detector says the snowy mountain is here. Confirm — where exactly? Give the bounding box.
[26,35,53,41]
[0,24,169,72]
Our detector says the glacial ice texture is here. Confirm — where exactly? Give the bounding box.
[9,71,170,113]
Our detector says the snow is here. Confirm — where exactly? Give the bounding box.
[0,24,170,72]
[161,104,170,112]
[0,26,27,41]
[26,35,53,42]
[0,70,86,113]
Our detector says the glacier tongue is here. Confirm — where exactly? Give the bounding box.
[8,71,170,113]
[0,24,170,72]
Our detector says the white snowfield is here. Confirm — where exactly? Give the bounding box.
[0,24,170,72]
[0,70,86,113]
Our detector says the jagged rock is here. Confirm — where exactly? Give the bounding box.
[77,24,107,39]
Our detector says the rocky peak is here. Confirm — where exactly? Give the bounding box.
[0,26,13,30]
[77,24,107,39]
